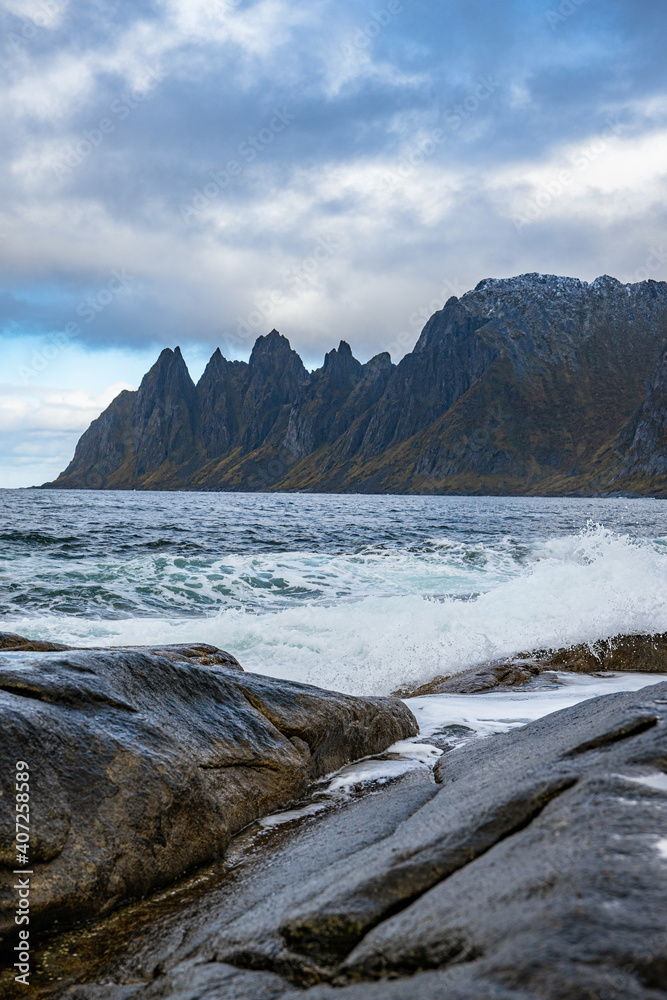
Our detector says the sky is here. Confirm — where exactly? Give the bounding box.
[1,0,666,487]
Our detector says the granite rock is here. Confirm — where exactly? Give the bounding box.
[0,648,416,943]
[395,630,667,696]
[53,681,667,1000]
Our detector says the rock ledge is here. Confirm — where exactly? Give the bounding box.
[0,645,416,943]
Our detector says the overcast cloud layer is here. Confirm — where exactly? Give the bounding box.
[1,0,667,485]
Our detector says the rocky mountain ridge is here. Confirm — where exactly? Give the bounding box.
[44,273,667,496]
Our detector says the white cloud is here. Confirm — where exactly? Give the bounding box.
[0,381,135,433]
[0,380,135,487]
[1,0,667,402]
[498,126,667,227]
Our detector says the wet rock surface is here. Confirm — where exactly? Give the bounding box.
[20,680,667,1000]
[0,632,243,668]
[396,630,667,695]
[0,648,416,946]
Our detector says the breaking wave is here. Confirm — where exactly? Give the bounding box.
[2,488,665,696]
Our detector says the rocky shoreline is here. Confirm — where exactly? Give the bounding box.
[1,633,666,999]
[394,631,667,696]
[0,637,415,947]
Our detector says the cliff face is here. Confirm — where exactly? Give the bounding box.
[617,347,667,478]
[130,346,199,481]
[594,345,667,496]
[239,331,307,453]
[44,275,667,495]
[355,296,500,459]
[196,349,247,459]
[55,388,135,489]
[284,343,395,460]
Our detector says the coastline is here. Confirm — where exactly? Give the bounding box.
[1,631,666,997]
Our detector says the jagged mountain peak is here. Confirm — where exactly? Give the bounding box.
[251,329,292,355]
[241,330,307,454]
[590,274,623,288]
[151,345,177,366]
[468,273,667,305]
[412,294,471,353]
[322,340,361,376]
[138,344,195,395]
[44,273,667,496]
[247,330,306,386]
[471,273,590,296]
[363,351,393,373]
[198,346,236,385]
[153,344,187,365]
[247,329,305,374]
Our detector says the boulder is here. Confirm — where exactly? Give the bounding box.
[0,648,416,944]
[0,632,243,669]
[539,630,667,673]
[396,630,667,695]
[84,680,666,999]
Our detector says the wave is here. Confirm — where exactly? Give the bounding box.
[5,525,666,696]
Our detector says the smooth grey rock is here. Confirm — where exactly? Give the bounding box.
[227,681,667,996]
[0,631,243,668]
[395,631,667,695]
[135,960,288,1000]
[0,648,416,943]
[14,683,667,1000]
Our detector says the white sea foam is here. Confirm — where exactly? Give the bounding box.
[408,672,665,742]
[309,672,665,797]
[622,773,667,793]
[9,525,666,695]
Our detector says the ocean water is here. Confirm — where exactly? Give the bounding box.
[1,490,666,696]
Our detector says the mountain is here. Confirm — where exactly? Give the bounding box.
[590,344,667,494]
[43,274,667,496]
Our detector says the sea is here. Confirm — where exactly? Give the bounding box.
[1,490,665,696]
[2,488,666,791]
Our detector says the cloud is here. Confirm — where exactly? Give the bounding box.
[0,380,134,433]
[0,0,665,374]
[0,380,136,488]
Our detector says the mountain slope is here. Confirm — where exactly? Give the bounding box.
[591,345,667,497]
[44,274,667,495]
